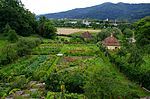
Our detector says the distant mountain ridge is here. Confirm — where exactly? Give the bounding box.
[38,2,150,21]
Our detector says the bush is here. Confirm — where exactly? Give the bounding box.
[16,38,42,56]
[0,44,18,65]
[7,29,18,42]
[84,67,137,99]
[0,37,42,66]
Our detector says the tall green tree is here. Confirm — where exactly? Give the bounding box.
[0,0,37,36]
[38,16,57,39]
[123,28,133,38]
[134,16,150,48]
[96,27,122,42]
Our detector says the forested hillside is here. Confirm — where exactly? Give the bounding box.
[39,2,150,21]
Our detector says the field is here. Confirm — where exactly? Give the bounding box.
[0,34,150,98]
[57,28,101,35]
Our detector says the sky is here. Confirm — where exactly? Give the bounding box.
[21,0,150,15]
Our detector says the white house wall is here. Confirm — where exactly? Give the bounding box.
[107,46,120,50]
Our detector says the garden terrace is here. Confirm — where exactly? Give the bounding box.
[32,43,63,55]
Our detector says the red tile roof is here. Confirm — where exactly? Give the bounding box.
[81,31,92,39]
[102,34,120,46]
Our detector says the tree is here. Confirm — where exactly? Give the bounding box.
[96,27,122,42]
[134,16,150,48]
[123,28,133,38]
[0,0,37,36]
[128,46,144,67]
[38,16,57,39]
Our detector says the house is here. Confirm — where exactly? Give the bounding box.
[82,20,91,26]
[102,34,120,50]
[127,33,136,43]
[81,31,92,40]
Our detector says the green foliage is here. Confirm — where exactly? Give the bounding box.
[11,75,28,89]
[45,71,61,92]
[32,43,63,55]
[134,16,150,48]
[60,70,85,93]
[46,91,85,99]
[0,0,37,36]
[1,24,19,42]
[7,29,18,43]
[38,16,57,39]
[84,67,137,98]
[128,46,144,67]
[0,36,149,98]
[123,28,133,38]
[96,27,122,42]
[2,24,11,36]
[0,37,41,66]
[43,22,57,39]
[64,44,100,56]
[0,44,18,65]
[16,38,41,56]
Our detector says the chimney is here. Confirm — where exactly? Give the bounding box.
[111,33,113,37]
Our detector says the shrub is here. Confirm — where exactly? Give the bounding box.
[0,37,42,66]
[7,29,18,43]
[84,67,137,99]
[0,44,18,65]
[16,38,42,56]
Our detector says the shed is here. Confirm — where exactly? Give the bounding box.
[81,31,92,40]
[102,34,120,50]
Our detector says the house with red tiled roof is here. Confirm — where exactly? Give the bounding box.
[102,34,120,50]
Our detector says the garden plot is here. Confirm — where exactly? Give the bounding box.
[64,44,100,56]
[32,43,64,55]
[56,56,93,71]
[0,55,55,79]
[55,44,100,72]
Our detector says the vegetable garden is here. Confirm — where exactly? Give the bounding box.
[0,37,149,98]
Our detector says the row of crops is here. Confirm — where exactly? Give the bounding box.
[0,40,64,98]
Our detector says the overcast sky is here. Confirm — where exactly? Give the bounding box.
[21,0,150,15]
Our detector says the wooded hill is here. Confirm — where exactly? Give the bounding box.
[39,2,150,21]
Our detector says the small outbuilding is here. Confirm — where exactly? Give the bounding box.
[102,34,120,50]
[81,31,92,40]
